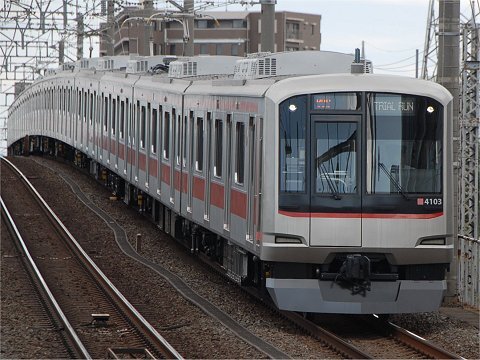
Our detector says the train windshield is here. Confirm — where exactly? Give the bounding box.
[314,121,357,195]
[279,92,443,209]
[366,93,443,194]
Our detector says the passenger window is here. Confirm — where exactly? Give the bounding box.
[235,122,245,185]
[214,119,223,178]
[112,98,116,136]
[120,100,125,139]
[140,105,146,149]
[135,101,140,145]
[163,111,170,159]
[128,100,134,144]
[103,97,108,131]
[89,93,94,125]
[84,91,87,122]
[176,113,181,166]
[196,117,204,171]
[78,91,82,117]
[182,115,188,167]
[151,108,157,153]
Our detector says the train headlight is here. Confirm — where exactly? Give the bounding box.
[427,106,435,113]
[419,237,445,245]
[288,104,297,112]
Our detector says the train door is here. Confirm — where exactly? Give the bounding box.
[246,116,259,243]
[173,107,182,213]
[160,106,172,205]
[127,97,136,183]
[223,114,233,231]
[157,105,164,196]
[81,89,86,150]
[191,110,206,223]
[87,91,92,154]
[204,112,212,220]
[309,114,362,247]
[137,100,147,184]
[117,97,126,174]
[123,97,130,178]
[135,100,140,182]
[145,102,151,187]
[180,112,189,215]
[110,95,118,170]
[187,110,194,214]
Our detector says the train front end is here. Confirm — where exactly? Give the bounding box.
[261,74,454,314]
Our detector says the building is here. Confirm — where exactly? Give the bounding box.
[99,7,321,57]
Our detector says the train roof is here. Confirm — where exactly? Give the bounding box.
[11,51,451,108]
[266,73,453,105]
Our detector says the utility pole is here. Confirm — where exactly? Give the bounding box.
[184,0,195,56]
[142,0,154,55]
[106,0,115,56]
[437,0,461,302]
[260,0,276,52]
[58,0,68,64]
[77,13,84,60]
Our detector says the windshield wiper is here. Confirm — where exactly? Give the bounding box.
[319,162,341,200]
[378,162,409,200]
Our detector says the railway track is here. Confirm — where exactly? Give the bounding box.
[7,155,467,359]
[1,209,73,358]
[0,158,181,359]
[309,313,463,359]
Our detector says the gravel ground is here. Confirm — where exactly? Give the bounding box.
[8,155,480,359]
[1,220,70,359]
[391,311,479,358]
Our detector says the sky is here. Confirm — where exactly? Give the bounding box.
[210,0,474,78]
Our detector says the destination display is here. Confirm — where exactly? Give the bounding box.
[312,93,361,111]
[372,95,416,116]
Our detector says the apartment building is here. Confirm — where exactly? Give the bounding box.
[99,8,321,57]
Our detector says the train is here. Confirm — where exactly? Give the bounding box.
[7,50,454,314]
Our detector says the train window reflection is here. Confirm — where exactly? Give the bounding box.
[151,108,157,153]
[279,95,307,193]
[214,119,223,178]
[366,93,442,194]
[235,122,245,185]
[196,117,204,171]
[314,122,357,194]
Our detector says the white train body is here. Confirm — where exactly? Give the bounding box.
[8,52,454,314]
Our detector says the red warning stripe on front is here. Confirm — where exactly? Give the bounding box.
[278,210,443,219]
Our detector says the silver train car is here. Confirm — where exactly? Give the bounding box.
[7,51,454,314]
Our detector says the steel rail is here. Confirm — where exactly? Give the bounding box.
[385,320,464,359]
[2,158,182,360]
[279,311,372,359]
[0,196,91,359]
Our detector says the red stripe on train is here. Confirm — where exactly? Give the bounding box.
[181,172,188,193]
[148,157,157,175]
[193,176,205,200]
[210,182,224,209]
[231,190,246,219]
[138,152,146,171]
[161,163,170,185]
[278,210,443,219]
